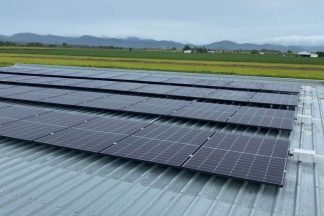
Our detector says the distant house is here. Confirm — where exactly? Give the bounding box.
[311,53,319,58]
[207,50,215,53]
[298,51,318,58]
[183,50,192,54]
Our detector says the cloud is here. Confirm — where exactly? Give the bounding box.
[258,35,324,46]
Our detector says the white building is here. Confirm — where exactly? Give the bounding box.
[183,50,192,54]
[298,51,318,58]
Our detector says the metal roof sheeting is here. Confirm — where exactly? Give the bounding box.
[0,65,323,216]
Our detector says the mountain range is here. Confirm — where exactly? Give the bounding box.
[1,33,324,52]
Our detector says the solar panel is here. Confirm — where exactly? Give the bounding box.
[0,106,50,119]
[138,75,173,83]
[102,124,213,166]
[170,102,239,122]
[0,84,15,89]
[104,82,147,91]
[227,81,264,91]
[35,128,127,153]
[73,80,117,88]
[208,90,255,102]
[0,117,17,125]
[227,107,295,130]
[250,93,299,106]
[169,87,215,98]
[124,98,190,115]
[132,84,180,95]
[262,83,300,93]
[183,132,289,186]
[67,91,109,100]
[166,77,200,85]
[24,111,97,127]
[196,79,232,87]
[74,117,149,135]
[112,73,148,81]
[0,120,66,141]
[40,95,89,105]
[8,92,53,101]
[79,95,147,111]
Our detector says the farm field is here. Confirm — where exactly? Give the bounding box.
[0,47,324,80]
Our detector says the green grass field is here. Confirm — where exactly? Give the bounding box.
[0,47,324,80]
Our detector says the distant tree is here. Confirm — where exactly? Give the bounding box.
[183,45,191,51]
[171,47,177,50]
[287,50,293,54]
[316,52,324,57]
[250,50,259,54]
[193,46,208,53]
[129,47,133,51]
[62,42,68,47]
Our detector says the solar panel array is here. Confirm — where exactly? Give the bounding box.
[0,73,299,106]
[0,102,289,186]
[0,66,301,93]
[0,65,300,186]
[0,83,296,130]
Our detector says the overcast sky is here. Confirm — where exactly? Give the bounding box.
[2,0,324,46]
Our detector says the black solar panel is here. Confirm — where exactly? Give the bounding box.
[208,90,255,102]
[0,120,66,141]
[24,111,97,127]
[196,79,232,87]
[166,77,200,85]
[169,87,215,98]
[102,124,213,166]
[0,117,17,125]
[227,81,264,91]
[36,128,127,153]
[132,84,180,95]
[124,98,190,115]
[74,117,149,135]
[40,95,88,105]
[183,132,289,186]
[138,75,172,83]
[170,102,239,122]
[0,106,50,119]
[227,107,295,130]
[73,80,117,88]
[79,95,146,110]
[262,83,300,93]
[104,82,147,91]
[8,92,53,101]
[250,93,299,106]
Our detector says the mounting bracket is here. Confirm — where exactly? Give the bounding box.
[289,148,324,163]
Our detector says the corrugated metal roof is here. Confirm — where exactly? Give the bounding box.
[0,65,323,216]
